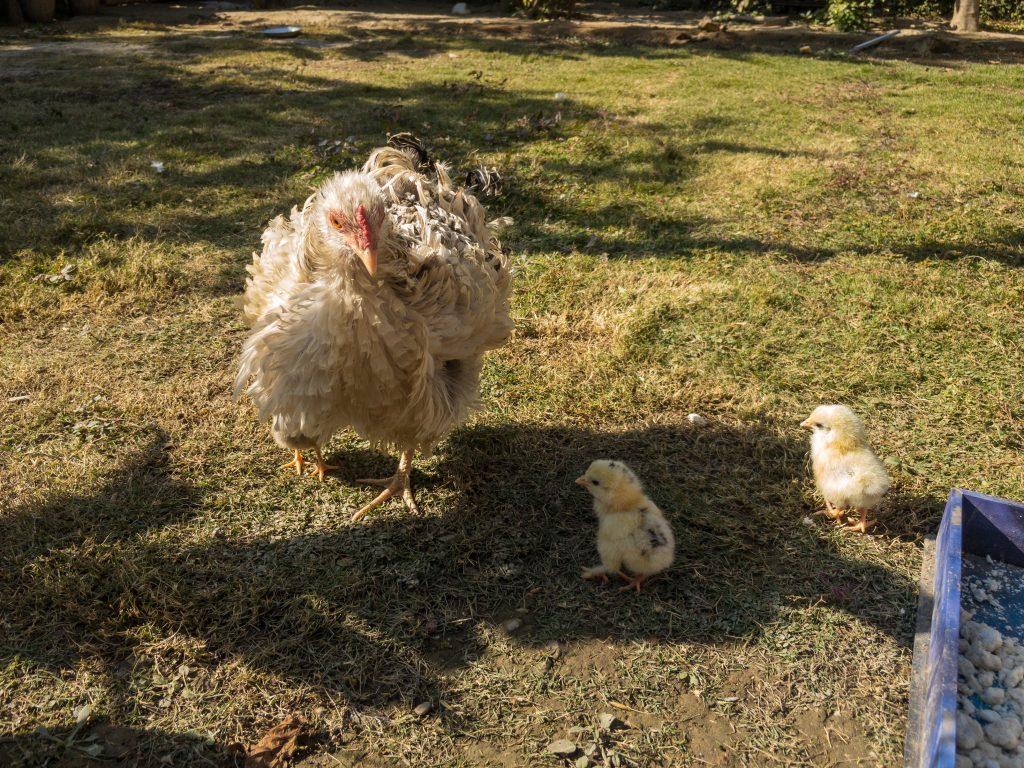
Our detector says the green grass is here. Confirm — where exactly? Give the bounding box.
[2,12,1024,767]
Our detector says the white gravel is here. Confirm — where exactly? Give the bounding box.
[956,555,1024,768]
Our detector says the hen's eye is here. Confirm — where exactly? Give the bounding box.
[591,479,600,486]
[328,211,347,231]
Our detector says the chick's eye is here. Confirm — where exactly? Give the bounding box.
[591,480,600,486]
[814,422,824,429]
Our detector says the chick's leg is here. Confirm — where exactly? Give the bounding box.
[281,450,305,476]
[351,450,420,522]
[819,500,845,520]
[846,508,876,533]
[582,566,610,583]
[617,571,648,593]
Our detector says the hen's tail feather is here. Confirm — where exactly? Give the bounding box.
[465,167,503,197]
[387,132,431,171]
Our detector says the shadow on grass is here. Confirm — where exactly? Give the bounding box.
[3,26,1023,283]
[0,419,932,763]
[0,720,245,768]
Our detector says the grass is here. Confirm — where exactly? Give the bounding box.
[2,9,1024,767]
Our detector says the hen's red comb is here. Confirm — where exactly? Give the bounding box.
[356,204,374,249]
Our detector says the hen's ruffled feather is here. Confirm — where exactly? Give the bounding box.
[236,140,513,457]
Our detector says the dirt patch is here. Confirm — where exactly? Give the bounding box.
[558,639,620,678]
[662,691,737,766]
[793,705,875,766]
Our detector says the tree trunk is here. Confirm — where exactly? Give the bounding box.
[4,0,25,24]
[951,0,980,32]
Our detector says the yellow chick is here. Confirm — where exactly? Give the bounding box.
[801,405,891,533]
[575,460,675,592]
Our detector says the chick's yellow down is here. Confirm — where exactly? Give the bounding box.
[576,460,675,592]
[801,405,891,533]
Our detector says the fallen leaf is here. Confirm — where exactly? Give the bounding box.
[245,714,309,768]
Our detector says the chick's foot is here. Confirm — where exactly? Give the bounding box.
[617,571,648,593]
[281,450,305,476]
[845,509,876,533]
[581,566,610,583]
[351,451,419,521]
[818,501,845,520]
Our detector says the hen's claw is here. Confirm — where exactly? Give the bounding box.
[313,448,338,481]
[351,450,419,521]
[281,450,305,476]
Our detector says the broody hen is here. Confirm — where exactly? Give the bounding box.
[235,135,513,520]
[801,404,891,533]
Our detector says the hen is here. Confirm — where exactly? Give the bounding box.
[235,135,513,520]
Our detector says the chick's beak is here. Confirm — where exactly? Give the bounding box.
[799,418,813,429]
[360,246,378,277]
[574,475,588,487]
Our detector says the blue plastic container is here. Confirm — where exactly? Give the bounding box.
[905,489,1024,768]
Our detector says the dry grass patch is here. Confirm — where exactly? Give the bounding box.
[2,10,1024,768]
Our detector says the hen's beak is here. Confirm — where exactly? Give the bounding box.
[574,475,588,486]
[360,246,378,277]
[799,419,813,429]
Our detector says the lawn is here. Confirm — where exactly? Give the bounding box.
[2,6,1024,767]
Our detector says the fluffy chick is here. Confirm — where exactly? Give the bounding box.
[801,405,891,533]
[576,460,675,592]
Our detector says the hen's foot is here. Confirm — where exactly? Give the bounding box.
[617,571,648,593]
[281,450,305,476]
[351,451,419,522]
[313,448,338,482]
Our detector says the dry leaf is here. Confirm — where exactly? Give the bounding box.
[245,714,309,768]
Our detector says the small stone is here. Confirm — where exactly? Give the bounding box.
[547,739,578,756]
[687,413,709,426]
[554,92,568,101]
[598,712,621,731]
[451,2,469,13]
[799,45,812,54]
[575,756,590,768]
[413,701,432,717]
[501,618,522,634]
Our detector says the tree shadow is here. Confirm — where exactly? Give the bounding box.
[0,719,246,768]
[1,418,925,760]
[3,24,1023,278]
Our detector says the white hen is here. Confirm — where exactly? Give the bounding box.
[235,135,513,520]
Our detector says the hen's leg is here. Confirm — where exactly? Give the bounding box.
[313,447,338,481]
[281,450,305,476]
[351,451,420,521]
[845,508,875,533]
